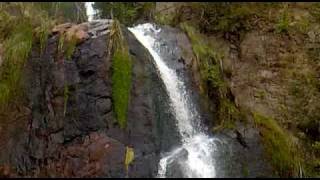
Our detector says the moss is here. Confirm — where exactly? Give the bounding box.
[111,49,132,129]
[253,112,303,177]
[110,20,132,129]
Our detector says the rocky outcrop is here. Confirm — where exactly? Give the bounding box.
[0,20,163,177]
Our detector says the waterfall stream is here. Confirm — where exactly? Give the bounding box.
[129,23,219,178]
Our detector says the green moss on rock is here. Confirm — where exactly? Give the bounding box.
[253,112,303,177]
[110,20,132,129]
[112,48,132,129]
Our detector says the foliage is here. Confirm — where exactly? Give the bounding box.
[110,20,132,129]
[253,112,303,177]
[38,2,87,23]
[0,3,54,107]
[275,4,291,33]
[180,22,243,130]
[168,3,258,34]
[65,35,77,60]
[92,2,155,26]
[0,19,33,106]
[56,31,77,61]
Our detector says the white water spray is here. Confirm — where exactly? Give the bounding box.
[128,23,218,178]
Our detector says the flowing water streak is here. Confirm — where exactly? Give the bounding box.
[128,23,217,178]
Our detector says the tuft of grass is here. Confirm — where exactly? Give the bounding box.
[275,4,291,33]
[253,112,303,177]
[65,35,77,60]
[180,22,224,91]
[0,3,54,108]
[57,32,77,61]
[0,21,33,106]
[181,22,244,131]
[110,20,132,129]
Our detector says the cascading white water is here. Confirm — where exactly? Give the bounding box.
[128,23,218,178]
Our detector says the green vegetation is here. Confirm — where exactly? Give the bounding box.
[253,112,303,177]
[275,4,291,33]
[93,2,155,26]
[65,36,77,60]
[110,20,132,129]
[38,2,87,23]
[0,3,54,107]
[180,22,243,131]
[159,3,276,34]
[57,31,77,61]
[180,22,224,90]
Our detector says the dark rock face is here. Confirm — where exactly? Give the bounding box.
[0,24,163,177]
[213,122,277,178]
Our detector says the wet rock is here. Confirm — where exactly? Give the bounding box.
[0,21,162,178]
[214,122,277,178]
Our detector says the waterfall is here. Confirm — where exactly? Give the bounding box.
[128,23,219,178]
[85,2,95,21]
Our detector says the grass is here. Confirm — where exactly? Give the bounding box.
[253,112,303,177]
[275,4,291,34]
[0,3,53,107]
[180,22,243,131]
[57,32,77,61]
[180,22,224,92]
[0,21,33,106]
[65,35,77,60]
[110,20,132,129]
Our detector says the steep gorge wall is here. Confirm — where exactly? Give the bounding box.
[0,21,164,177]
